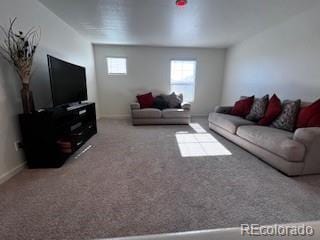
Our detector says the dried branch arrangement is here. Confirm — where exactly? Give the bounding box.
[0,17,40,85]
[0,18,41,113]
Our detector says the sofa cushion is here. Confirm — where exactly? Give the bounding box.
[296,98,320,128]
[208,112,255,134]
[153,95,169,110]
[237,125,305,162]
[161,92,183,108]
[162,109,190,118]
[231,96,254,117]
[308,113,320,127]
[272,99,301,132]
[258,94,282,126]
[132,108,161,119]
[136,92,154,108]
[246,95,269,122]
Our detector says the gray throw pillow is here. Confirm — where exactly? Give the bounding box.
[161,92,183,108]
[153,96,169,110]
[272,99,301,132]
[246,95,269,122]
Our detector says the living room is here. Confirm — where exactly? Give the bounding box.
[0,0,320,239]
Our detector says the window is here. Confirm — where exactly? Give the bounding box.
[170,60,196,102]
[106,57,127,75]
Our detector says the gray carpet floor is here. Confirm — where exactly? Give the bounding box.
[1,117,320,240]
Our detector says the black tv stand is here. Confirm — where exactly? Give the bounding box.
[19,102,97,168]
[65,102,89,111]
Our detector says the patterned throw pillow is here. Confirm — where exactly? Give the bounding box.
[272,100,301,132]
[246,95,269,122]
[161,92,183,108]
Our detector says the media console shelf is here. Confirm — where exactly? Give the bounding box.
[19,102,97,168]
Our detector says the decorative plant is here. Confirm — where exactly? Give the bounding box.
[0,18,40,114]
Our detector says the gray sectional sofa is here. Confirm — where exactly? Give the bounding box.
[130,102,191,125]
[209,106,320,176]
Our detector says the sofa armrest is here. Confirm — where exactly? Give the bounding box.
[294,127,320,145]
[293,127,320,174]
[130,102,140,110]
[182,102,191,111]
[214,106,233,114]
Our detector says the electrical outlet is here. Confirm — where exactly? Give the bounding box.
[14,141,23,151]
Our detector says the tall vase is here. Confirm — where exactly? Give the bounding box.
[21,83,35,114]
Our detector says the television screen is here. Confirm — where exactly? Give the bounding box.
[47,55,88,107]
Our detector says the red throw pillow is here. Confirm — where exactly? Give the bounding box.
[258,94,282,125]
[307,113,320,127]
[136,92,154,108]
[230,96,254,117]
[296,99,320,128]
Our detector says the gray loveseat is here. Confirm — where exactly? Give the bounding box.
[209,105,320,176]
[131,102,191,125]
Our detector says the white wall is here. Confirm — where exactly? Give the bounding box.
[0,0,98,183]
[94,45,226,117]
[221,2,320,105]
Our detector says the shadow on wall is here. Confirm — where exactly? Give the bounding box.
[176,123,232,157]
[0,59,21,110]
[0,58,24,172]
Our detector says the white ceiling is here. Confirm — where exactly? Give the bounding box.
[38,0,319,47]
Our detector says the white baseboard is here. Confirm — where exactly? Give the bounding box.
[0,162,26,185]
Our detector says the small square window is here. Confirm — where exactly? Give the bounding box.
[106,57,127,75]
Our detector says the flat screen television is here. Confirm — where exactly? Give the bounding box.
[47,55,88,107]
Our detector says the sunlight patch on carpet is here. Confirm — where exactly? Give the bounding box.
[176,123,232,157]
[189,123,207,133]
